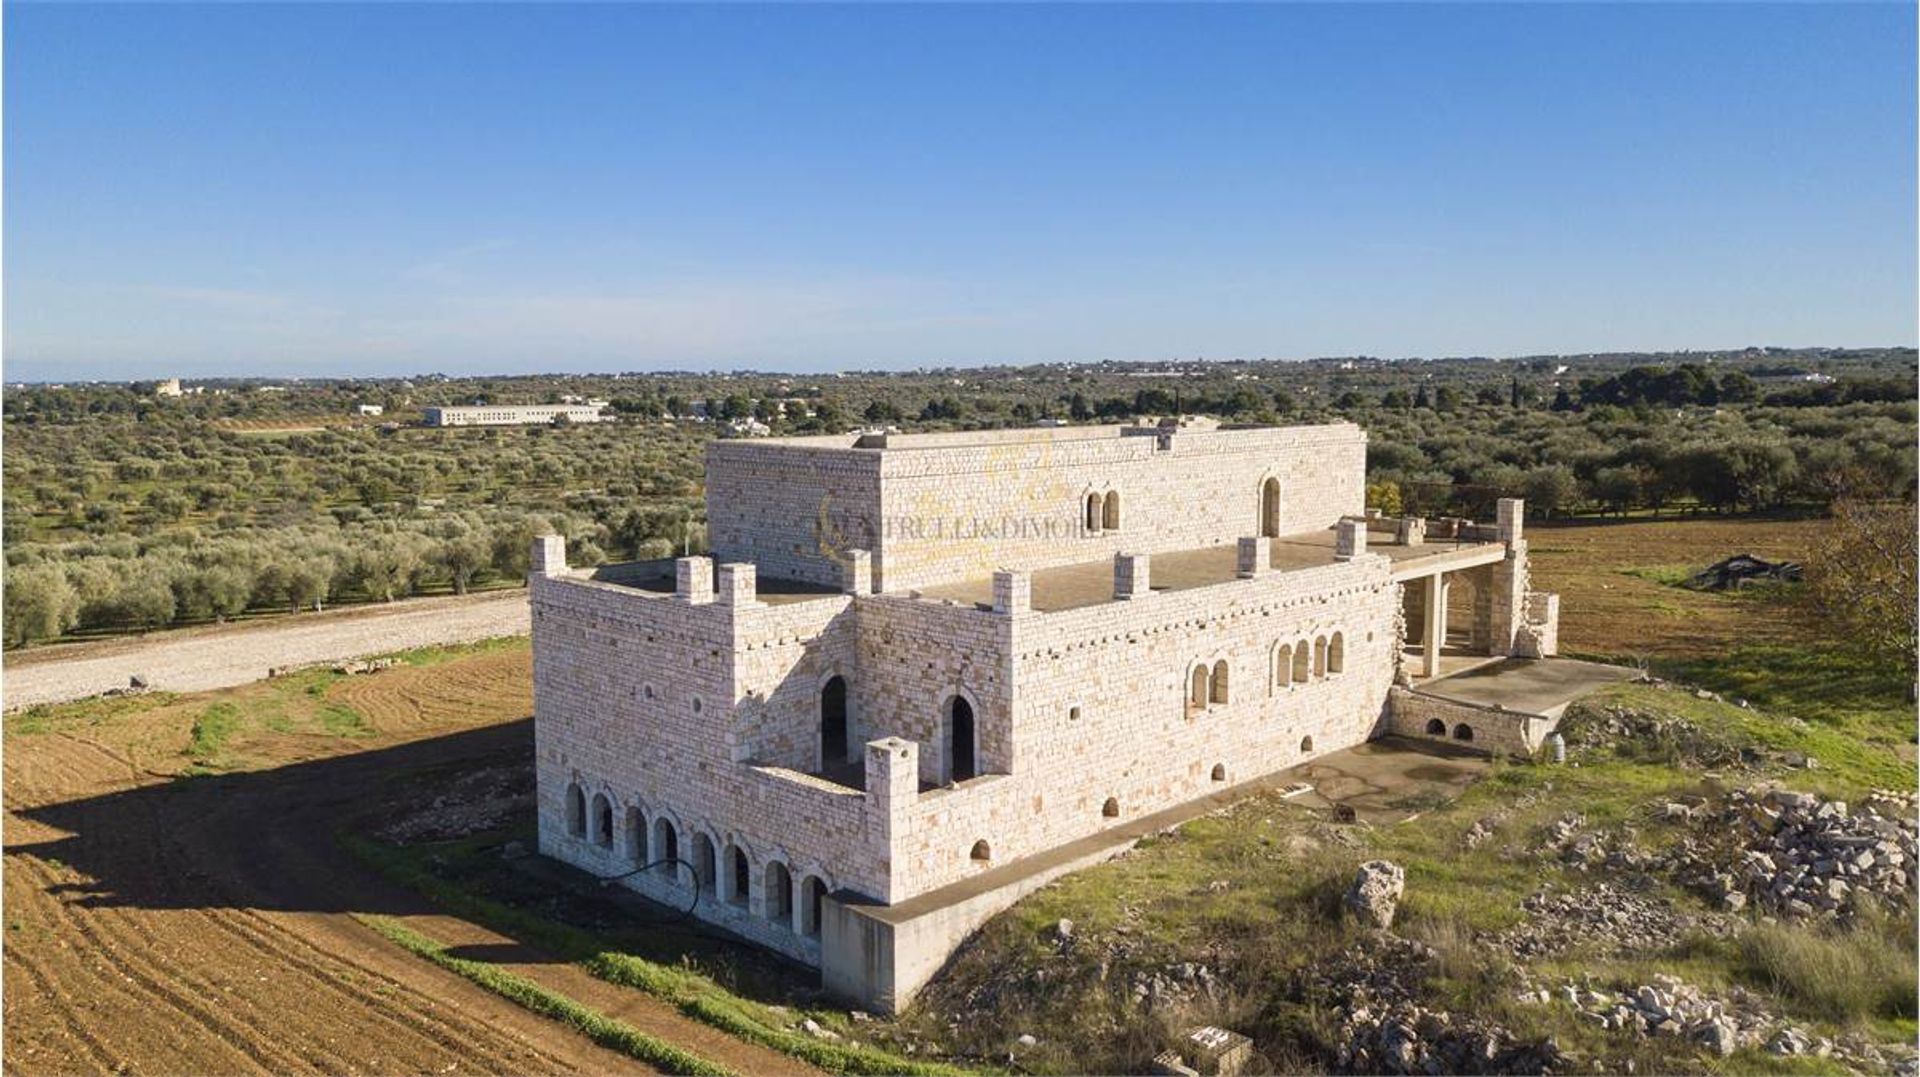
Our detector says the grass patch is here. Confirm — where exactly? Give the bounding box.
[184,702,242,767]
[1731,914,1918,1030]
[4,690,181,735]
[341,831,969,1077]
[354,914,735,1076]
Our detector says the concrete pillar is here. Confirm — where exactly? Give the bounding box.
[841,549,873,595]
[992,569,1030,615]
[1497,498,1525,545]
[675,556,715,604]
[1422,573,1448,678]
[1236,536,1270,578]
[716,563,761,608]
[1114,552,1151,599]
[1335,518,1367,561]
[531,534,567,577]
[864,737,918,903]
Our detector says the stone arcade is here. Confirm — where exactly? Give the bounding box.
[530,419,1559,1011]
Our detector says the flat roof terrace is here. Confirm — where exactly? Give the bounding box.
[584,560,844,605]
[907,529,1506,612]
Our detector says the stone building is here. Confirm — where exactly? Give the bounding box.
[530,418,1559,1010]
[422,403,609,426]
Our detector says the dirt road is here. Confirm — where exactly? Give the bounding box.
[3,590,532,711]
[1,668,817,1075]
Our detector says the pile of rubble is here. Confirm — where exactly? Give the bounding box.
[1310,936,1560,1076]
[1518,973,1771,1057]
[1556,700,1750,768]
[376,764,533,844]
[1517,973,1915,1074]
[1490,883,1737,959]
[1661,787,1916,920]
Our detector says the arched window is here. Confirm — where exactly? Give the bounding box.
[1292,641,1310,683]
[1102,797,1120,818]
[820,675,848,768]
[1425,718,1446,736]
[1189,665,1210,713]
[1103,490,1121,531]
[1085,493,1102,534]
[801,875,827,937]
[1313,637,1328,679]
[1453,723,1475,742]
[1299,735,1315,753]
[626,807,648,863]
[728,845,751,908]
[565,784,586,837]
[1276,644,1293,689]
[1211,763,1227,782]
[591,793,614,848]
[948,696,976,782]
[1329,632,1345,674]
[693,833,718,895]
[1260,477,1281,538]
[970,839,992,862]
[765,862,794,925]
[1210,660,1229,704]
[654,819,680,879]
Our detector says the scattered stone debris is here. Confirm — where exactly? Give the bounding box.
[800,1018,840,1041]
[376,763,534,844]
[1660,787,1917,920]
[1313,937,1560,1075]
[1344,860,1405,929]
[1490,883,1737,959]
[333,657,400,676]
[1129,962,1220,1014]
[1688,553,1801,591]
[1515,971,1912,1073]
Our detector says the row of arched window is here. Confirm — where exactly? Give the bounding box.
[1187,659,1231,712]
[1185,632,1347,714]
[1272,632,1344,691]
[1083,489,1121,534]
[562,783,831,938]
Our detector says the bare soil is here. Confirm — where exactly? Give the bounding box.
[1526,514,1827,659]
[1,652,818,1076]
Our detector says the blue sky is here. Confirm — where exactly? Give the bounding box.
[6,3,1914,380]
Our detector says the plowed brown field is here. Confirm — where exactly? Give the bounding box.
[1527,514,1825,659]
[2,649,816,1076]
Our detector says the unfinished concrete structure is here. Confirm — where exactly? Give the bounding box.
[530,419,1559,1011]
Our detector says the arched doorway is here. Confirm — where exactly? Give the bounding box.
[949,697,976,782]
[820,676,848,768]
[1260,477,1281,538]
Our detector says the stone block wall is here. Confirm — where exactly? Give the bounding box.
[1386,687,1550,757]
[706,441,883,588]
[874,423,1368,591]
[700,422,1367,595]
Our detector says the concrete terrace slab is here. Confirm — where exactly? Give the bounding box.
[1418,657,1636,718]
[908,530,1504,612]
[859,737,1489,925]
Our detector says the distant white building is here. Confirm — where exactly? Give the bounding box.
[422,404,610,427]
[155,378,183,398]
[726,417,772,437]
[356,403,385,416]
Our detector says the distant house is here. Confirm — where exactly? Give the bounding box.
[726,417,772,437]
[421,404,610,427]
[356,403,385,416]
[155,378,183,398]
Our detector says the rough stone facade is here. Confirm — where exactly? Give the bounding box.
[531,420,1559,1006]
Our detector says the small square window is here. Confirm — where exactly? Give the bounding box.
[1069,706,1082,722]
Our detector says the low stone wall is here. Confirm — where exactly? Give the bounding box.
[1386,687,1551,758]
